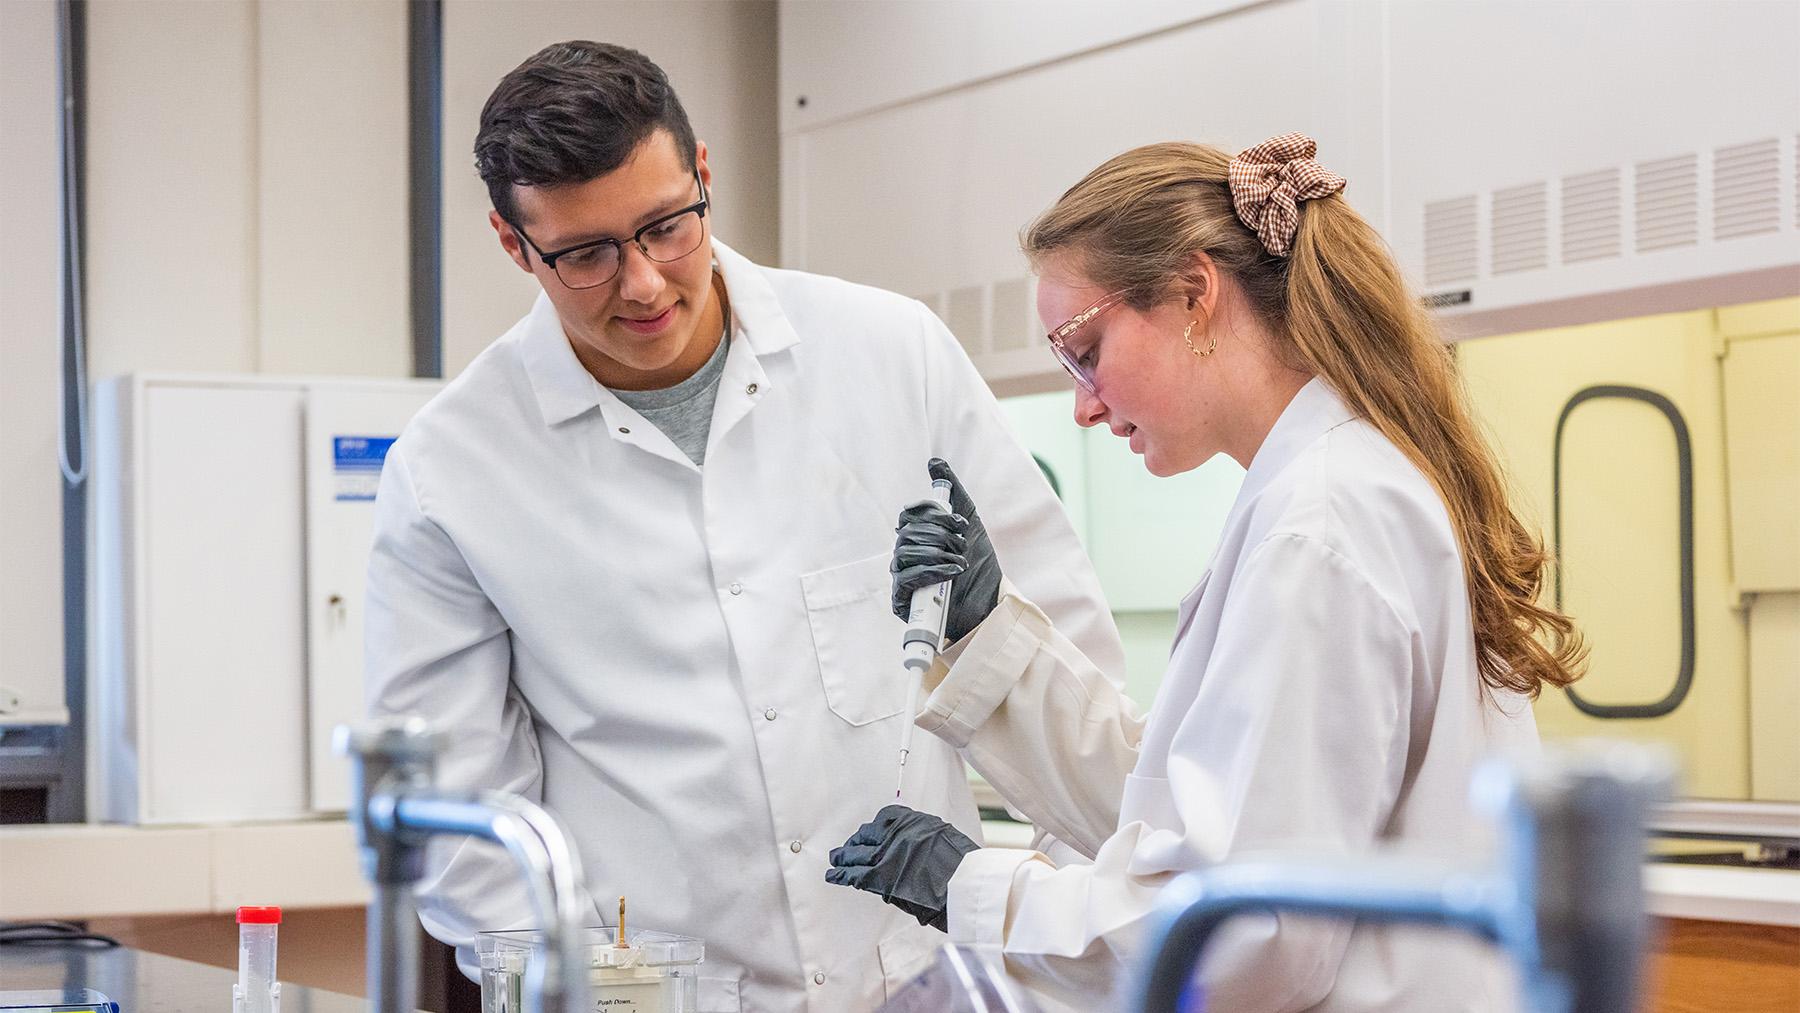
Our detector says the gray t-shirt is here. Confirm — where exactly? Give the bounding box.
[609,323,730,466]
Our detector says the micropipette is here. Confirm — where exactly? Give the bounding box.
[896,478,955,800]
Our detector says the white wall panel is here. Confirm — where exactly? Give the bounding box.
[85,1,413,381]
[256,0,410,378]
[0,0,67,724]
[778,0,1258,132]
[441,1,779,374]
[1386,1,1797,232]
[784,0,1343,299]
[27,1,417,742]
[86,1,261,379]
[783,0,1798,386]
[1384,0,1800,335]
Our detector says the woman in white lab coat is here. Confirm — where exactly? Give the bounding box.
[826,134,1588,1011]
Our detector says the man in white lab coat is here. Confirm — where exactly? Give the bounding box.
[363,40,1122,1012]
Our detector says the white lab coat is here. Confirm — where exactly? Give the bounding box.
[362,240,1123,1013]
[922,378,1540,1012]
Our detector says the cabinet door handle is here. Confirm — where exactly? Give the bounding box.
[1553,384,1695,720]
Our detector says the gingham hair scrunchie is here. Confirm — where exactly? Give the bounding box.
[1227,132,1347,257]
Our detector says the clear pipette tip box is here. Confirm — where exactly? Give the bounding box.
[0,990,120,1012]
[477,926,703,1013]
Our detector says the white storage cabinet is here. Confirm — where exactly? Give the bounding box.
[89,374,439,824]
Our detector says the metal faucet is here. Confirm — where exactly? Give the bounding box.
[337,719,593,1013]
[1132,742,1673,1013]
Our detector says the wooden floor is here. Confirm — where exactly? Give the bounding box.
[1645,918,1800,1013]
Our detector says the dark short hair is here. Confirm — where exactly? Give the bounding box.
[474,41,698,225]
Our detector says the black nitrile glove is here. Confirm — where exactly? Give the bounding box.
[825,804,981,931]
[889,458,1004,645]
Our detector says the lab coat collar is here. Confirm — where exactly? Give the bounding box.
[1235,376,1357,504]
[711,238,802,358]
[518,238,798,428]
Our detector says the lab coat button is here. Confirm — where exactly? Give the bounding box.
[746,383,759,395]
[812,972,826,985]
[617,426,630,435]
[789,840,802,853]
[764,707,778,721]
[728,582,743,596]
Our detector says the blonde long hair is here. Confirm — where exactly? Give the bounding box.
[1023,142,1584,698]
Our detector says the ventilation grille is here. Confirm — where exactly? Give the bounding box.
[919,277,1038,359]
[1635,154,1699,252]
[990,277,1032,352]
[1713,138,1780,240]
[1424,196,1479,286]
[944,285,986,351]
[1561,169,1622,264]
[1492,182,1548,274]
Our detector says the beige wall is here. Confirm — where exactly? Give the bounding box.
[0,0,780,734]
[256,1,411,376]
[3,0,411,727]
[0,0,66,723]
[84,0,410,380]
[440,1,779,374]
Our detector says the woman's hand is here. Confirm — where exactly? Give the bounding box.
[889,458,1004,644]
[824,804,981,931]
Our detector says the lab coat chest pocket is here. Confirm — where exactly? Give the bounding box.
[800,552,907,726]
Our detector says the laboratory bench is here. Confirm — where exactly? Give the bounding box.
[4,819,1798,1011]
[0,943,373,1012]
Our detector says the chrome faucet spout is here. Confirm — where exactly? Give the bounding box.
[339,720,593,1013]
[1132,742,1672,1013]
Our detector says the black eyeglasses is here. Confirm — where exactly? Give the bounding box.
[510,170,710,290]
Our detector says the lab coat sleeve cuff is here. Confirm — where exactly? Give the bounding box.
[916,579,1052,748]
[948,846,1049,947]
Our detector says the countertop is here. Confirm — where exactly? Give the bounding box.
[978,817,1800,928]
[0,943,368,1012]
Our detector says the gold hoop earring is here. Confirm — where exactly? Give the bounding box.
[1182,320,1218,358]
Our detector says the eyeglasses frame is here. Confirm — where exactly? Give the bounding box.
[1045,288,1130,392]
[508,168,710,289]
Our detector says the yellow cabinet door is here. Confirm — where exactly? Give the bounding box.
[1719,301,1800,801]
[1457,308,1750,800]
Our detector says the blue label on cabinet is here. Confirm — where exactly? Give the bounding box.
[332,436,396,501]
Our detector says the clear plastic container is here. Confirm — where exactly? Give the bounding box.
[477,926,703,1013]
[0,990,119,1012]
